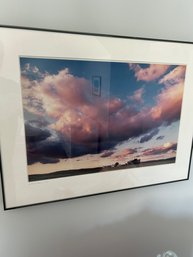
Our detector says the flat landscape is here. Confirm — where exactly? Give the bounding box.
[29,157,175,182]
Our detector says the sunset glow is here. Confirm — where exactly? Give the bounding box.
[20,57,186,180]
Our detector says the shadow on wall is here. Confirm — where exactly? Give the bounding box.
[64,209,193,257]
[0,188,193,257]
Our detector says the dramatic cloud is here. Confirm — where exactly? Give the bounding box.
[108,80,183,143]
[21,67,92,118]
[25,122,51,143]
[129,64,170,82]
[139,128,159,143]
[21,63,185,164]
[150,66,185,125]
[25,118,106,165]
[24,117,82,164]
[142,142,177,156]
[24,121,65,164]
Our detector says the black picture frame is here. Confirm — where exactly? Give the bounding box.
[0,25,192,210]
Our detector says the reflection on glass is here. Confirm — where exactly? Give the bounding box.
[19,57,186,182]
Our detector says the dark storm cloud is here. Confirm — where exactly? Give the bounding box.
[27,137,68,165]
[27,156,60,165]
[25,122,51,143]
[156,135,165,140]
[25,120,109,164]
[25,121,66,164]
[139,128,159,143]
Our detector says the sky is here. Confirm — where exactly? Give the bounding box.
[19,57,186,176]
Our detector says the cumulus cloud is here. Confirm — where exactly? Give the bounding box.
[129,64,170,82]
[150,82,184,124]
[21,67,92,118]
[108,82,182,143]
[21,64,185,164]
[149,66,185,125]
[21,76,45,115]
[21,63,46,81]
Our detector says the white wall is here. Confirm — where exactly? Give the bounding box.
[0,0,193,256]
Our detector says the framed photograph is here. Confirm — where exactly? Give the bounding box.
[0,26,192,210]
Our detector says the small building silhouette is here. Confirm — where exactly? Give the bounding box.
[114,162,119,167]
[131,158,141,165]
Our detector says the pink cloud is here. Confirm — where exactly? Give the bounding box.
[102,98,124,114]
[21,65,184,155]
[50,108,100,145]
[22,68,93,119]
[129,88,144,103]
[26,86,182,150]
[108,79,184,142]
[114,148,138,162]
[149,65,185,124]
[129,64,170,82]
[159,65,186,86]
[41,69,91,118]
[43,69,90,106]
[142,142,177,156]
[150,82,184,123]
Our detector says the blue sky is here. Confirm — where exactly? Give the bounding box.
[19,57,185,173]
[20,57,177,106]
